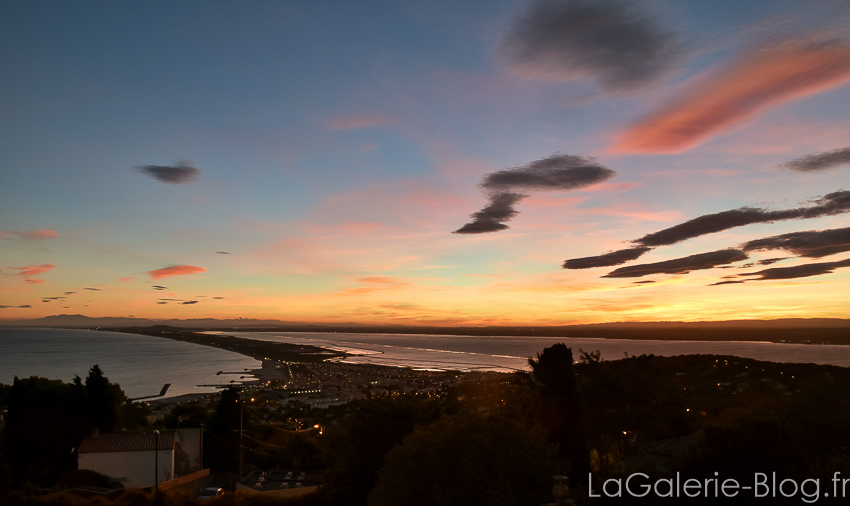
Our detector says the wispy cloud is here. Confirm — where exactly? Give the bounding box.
[613,40,850,153]
[635,190,850,247]
[0,229,60,240]
[454,154,615,234]
[326,114,392,130]
[564,190,850,269]
[23,279,44,284]
[563,246,651,269]
[602,249,748,278]
[738,258,850,281]
[453,191,525,234]
[135,161,201,184]
[782,146,850,172]
[8,264,55,277]
[741,226,850,258]
[147,265,207,280]
[500,0,683,91]
[0,305,32,309]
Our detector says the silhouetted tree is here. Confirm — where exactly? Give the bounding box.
[163,403,209,429]
[4,376,80,486]
[320,397,443,506]
[203,387,242,473]
[527,343,590,483]
[84,365,119,433]
[368,413,557,506]
[3,367,145,488]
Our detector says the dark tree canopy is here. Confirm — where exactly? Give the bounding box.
[2,366,146,487]
[321,397,445,506]
[368,413,557,506]
[528,343,579,398]
[526,343,589,482]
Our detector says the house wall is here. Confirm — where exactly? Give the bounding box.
[79,449,174,488]
[173,429,202,476]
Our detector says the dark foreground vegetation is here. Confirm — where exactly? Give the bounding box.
[4,345,850,505]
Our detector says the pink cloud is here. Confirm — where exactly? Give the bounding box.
[23,279,45,284]
[118,277,134,282]
[326,114,392,131]
[9,264,55,277]
[0,229,60,240]
[147,265,207,280]
[612,41,850,154]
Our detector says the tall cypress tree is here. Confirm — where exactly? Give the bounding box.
[528,343,590,483]
[84,365,119,433]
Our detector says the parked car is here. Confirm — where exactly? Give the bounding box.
[198,487,224,500]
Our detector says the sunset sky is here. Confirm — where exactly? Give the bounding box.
[2,0,849,325]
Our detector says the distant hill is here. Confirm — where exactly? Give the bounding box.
[2,314,849,333]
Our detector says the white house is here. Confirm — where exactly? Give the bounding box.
[78,428,202,489]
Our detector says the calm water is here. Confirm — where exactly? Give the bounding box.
[5,328,850,400]
[0,328,261,398]
[214,331,850,372]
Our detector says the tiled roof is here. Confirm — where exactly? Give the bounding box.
[79,431,174,454]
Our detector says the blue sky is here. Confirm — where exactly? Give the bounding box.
[2,0,850,324]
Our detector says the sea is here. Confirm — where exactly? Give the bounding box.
[4,327,850,399]
[0,328,261,399]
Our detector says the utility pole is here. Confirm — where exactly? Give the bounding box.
[238,397,243,480]
[153,430,160,500]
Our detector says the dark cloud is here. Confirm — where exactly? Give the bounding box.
[455,154,615,234]
[635,190,850,247]
[501,0,683,91]
[84,287,101,291]
[602,249,748,278]
[216,251,230,255]
[632,280,655,284]
[64,291,76,295]
[563,246,650,269]
[44,296,64,300]
[453,192,526,234]
[153,285,167,290]
[739,258,850,281]
[741,227,850,259]
[213,296,225,299]
[181,300,199,305]
[758,258,787,266]
[0,305,32,308]
[157,302,168,305]
[135,161,201,184]
[783,146,850,172]
[481,154,616,192]
[708,280,746,286]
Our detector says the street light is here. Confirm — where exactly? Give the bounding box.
[153,430,160,497]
